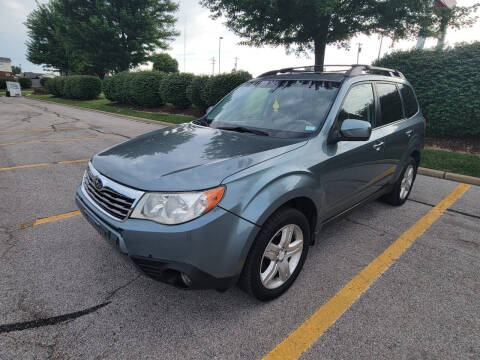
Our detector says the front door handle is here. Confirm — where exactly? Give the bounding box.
[373,141,385,151]
[405,129,414,137]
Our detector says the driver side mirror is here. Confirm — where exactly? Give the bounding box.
[206,106,213,115]
[329,119,372,143]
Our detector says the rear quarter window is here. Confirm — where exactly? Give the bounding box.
[398,84,419,118]
[376,83,404,126]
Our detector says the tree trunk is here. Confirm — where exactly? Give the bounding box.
[436,16,449,50]
[314,38,327,69]
[314,23,329,69]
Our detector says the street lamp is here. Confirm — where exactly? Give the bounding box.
[219,37,223,74]
[356,43,362,64]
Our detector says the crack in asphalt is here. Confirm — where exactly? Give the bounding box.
[0,302,110,334]
[89,127,131,140]
[105,275,141,301]
[343,217,396,236]
[408,199,480,220]
[0,276,139,334]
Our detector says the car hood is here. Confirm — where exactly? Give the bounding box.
[92,123,306,191]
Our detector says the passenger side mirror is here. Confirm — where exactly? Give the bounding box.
[339,119,372,142]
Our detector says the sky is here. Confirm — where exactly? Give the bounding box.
[0,0,479,77]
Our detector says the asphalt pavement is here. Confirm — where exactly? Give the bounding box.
[0,96,479,360]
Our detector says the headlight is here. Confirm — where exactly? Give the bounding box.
[130,186,225,225]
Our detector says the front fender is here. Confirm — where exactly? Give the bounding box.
[220,169,322,227]
[219,169,322,273]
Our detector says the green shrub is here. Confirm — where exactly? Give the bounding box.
[187,75,210,111]
[375,42,480,138]
[19,77,32,89]
[47,77,66,97]
[113,72,135,104]
[63,75,102,100]
[152,53,179,73]
[40,77,49,87]
[102,76,115,101]
[0,78,6,89]
[160,72,195,108]
[127,71,165,107]
[203,71,252,107]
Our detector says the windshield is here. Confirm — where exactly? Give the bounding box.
[202,79,341,138]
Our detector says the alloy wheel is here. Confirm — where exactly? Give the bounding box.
[260,224,304,289]
[400,164,415,200]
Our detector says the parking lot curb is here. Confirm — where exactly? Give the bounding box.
[24,96,176,127]
[418,167,480,186]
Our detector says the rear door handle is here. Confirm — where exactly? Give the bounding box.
[373,141,385,151]
[405,130,414,137]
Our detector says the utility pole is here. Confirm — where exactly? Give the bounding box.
[356,43,362,64]
[218,37,223,74]
[234,57,239,71]
[184,14,187,71]
[211,57,216,75]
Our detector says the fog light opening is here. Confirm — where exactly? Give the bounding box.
[180,273,192,287]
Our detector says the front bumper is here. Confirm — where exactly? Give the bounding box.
[76,186,259,290]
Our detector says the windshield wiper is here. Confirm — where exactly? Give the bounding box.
[215,126,270,137]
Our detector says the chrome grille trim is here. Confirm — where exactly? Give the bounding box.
[81,162,144,221]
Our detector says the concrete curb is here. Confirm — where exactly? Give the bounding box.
[24,96,180,127]
[418,167,480,186]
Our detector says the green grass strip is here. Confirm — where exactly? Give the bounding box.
[421,149,480,178]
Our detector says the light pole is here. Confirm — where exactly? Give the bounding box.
[356,43,362,64]
[218,37,223,74]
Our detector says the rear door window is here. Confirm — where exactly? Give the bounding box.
[376,83,404,126]
[337,83,375,127]
[398,84,419,118]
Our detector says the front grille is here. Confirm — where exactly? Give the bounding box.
[84,169,135,220]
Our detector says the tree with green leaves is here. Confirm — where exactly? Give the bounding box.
[151,53,179,73]
[26,0,179,77]
[200,0,478,67]
[11,66,21,75]
[433,4,479,49]
[25,0,85,75]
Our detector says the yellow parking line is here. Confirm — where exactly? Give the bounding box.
[0,158,89,172]
[0,135,119,147]
[19,211,81,229]
[263,183,471,360]
[0,127,89,134]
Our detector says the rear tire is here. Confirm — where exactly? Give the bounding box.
[238,207,310,301]
[382,157,417,206]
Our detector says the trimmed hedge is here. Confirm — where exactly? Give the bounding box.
[46,77,66,97]
[160,72,195,108]
[104,71,165,107]
[63,75,101,100]
[0,78,5,89]
[102,76,114,101]
[19,77,32,89]
[128,71,166,107]
[99,70,252,111]
[203,71,252,107]
[375,42,480,138]
[187,75,210,111]
[40,77,49,87]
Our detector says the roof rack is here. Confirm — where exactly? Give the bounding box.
[258,64,405,79]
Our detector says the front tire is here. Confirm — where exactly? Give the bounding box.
[239,207,310,301]
[382,157,417,206]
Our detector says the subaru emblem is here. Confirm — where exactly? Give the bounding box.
[94,177,103,190]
